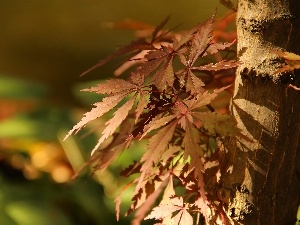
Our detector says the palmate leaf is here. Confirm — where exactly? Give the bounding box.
[132,174,171,225]
[135,120,177,194]
[82,79,138,94]
[174,16,215,67]
[66,12,242,225]
[135,48,168,79]
[161,145,181,165]
[181,117,210,217]
[145,203,180,220]
[206,40,235,55]
[64,91,130,139]
[71,118,133,179]
[130,72,145,87]
[183,119,204,165]
[158,174,176,225]
[151,59,174,91]
[188,17,214,65]
[137,46,175,91]
[140,114,176,139]
[184,85,230,110]
[91,96,136,155]
[135,91,148,123]
[145,196,193,225]
[182,120,205,197]
[172,208,193,225]
[173,15,214,51]
[185,70,205,95]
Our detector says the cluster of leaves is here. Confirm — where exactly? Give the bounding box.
[65,14,241,225]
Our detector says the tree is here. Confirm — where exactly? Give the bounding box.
[66,0,300,224]
[218,0,300,224]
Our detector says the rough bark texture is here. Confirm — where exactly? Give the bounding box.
[218,0,300,224]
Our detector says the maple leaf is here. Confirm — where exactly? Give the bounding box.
[183,119,204,165]
[172,208,193,225]
[145,196,193,225]
[135,49,167,78]
[173,15,214,52]
[188,18,214,65]
[174,16,215,69]
[64,91,130,139]
[151,58,174,91]
[82,79,138,94]
[132,175,171,225]
[70,118,132,180]
[135,120,177,194]
[154,174,178,225]
[66,12,244,225]
[91,96,136,155]
[184,85,230,110]
[130,72,145,87]
[180,117,210,218]
[145,203,181,220]
[140,114,176,139]
[135,91,149,123]
[206,40,235,55]
[161,145,181,165]
[115,179,138,221]
[185,70,205,95]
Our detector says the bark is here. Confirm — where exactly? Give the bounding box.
[217,0,300,224]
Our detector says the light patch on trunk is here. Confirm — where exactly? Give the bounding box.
[234,99,276,130]
[232,98,278,150]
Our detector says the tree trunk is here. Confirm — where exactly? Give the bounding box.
[218,0,300,224]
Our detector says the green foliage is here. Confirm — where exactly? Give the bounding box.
[0,74,132,225]
[67,14,240,224]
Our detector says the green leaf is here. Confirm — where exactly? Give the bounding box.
[5,201,72,225]
[0,75,47,100]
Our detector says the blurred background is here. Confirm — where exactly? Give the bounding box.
[0,1,234,224]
